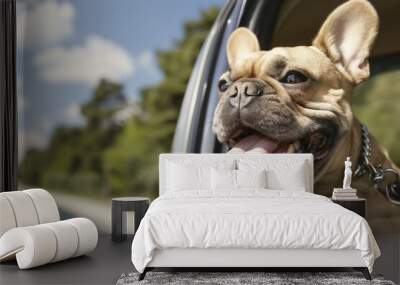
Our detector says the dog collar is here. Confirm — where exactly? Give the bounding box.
[355,123,400,205]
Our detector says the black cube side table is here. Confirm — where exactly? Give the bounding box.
[331,198,366,218]
[112,197,150,242]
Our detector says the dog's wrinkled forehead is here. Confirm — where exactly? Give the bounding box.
[233,46,333,81]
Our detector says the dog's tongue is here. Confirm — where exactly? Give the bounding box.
[229,134,279,154]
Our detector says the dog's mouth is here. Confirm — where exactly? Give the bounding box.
[227,125,336,162]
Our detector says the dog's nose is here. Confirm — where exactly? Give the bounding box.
[228,81,264,109]
[243,83,262,97]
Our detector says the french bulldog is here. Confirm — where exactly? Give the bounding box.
[212,0,400,232]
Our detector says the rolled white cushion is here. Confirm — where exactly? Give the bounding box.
[66,218,98,257]
[23,189,60,223]
[0,225,57,269]
[42,221,79,262]
[0,218,98,269]
[0,196,17,237]
[0,191,39,227]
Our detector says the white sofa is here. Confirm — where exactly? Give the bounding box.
[0,189,98,269]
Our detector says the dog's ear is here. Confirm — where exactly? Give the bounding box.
[227,27,260,79]
[313,0,378,84]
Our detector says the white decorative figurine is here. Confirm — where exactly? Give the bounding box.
[343,157,352,189]
[332,157,357,199]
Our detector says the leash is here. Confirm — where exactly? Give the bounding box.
[354,124,400,205]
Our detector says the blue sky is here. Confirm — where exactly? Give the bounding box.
[17,0,223,155]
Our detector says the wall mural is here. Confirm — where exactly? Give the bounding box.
[17,0,400,233]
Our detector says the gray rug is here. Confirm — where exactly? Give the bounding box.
[116,272,396,285]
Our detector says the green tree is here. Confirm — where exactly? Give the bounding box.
[18,148,48,186]
[19,79,126,195]
[104,7,219,198]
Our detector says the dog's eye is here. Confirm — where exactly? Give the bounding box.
[280,70,308,84]
[218,79,229,92]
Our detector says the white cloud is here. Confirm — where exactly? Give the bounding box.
[134,51,159,76]
[136,51,152,70]
[33,35,134,86]
[17,0,75,49]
